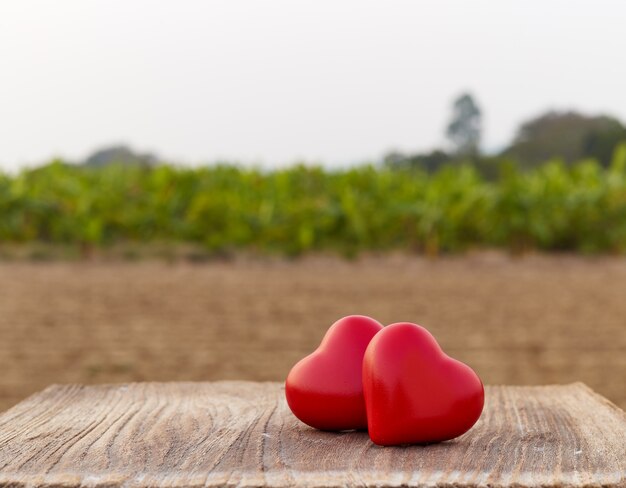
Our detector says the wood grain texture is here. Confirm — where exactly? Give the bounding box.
[0,382,624,488]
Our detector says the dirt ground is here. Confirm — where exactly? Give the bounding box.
[0,253,624,412]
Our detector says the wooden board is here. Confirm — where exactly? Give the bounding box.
[0,382,624,487]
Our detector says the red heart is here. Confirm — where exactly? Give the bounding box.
[285,315,384,430]
[363,322,484,445]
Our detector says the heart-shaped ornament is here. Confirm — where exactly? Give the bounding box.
[285,315,384,430]
[363,322,484,445]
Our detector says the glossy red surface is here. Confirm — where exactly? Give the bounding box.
[285,315,384,430]
[363,322,484,446]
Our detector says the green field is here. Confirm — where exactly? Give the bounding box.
[2,147,626,256]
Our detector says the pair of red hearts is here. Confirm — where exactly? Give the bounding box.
[285,315,484,446]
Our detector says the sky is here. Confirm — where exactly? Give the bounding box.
[1,0,625,170]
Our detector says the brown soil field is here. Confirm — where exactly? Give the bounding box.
[0,253,624,412]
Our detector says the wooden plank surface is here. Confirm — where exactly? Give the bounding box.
[0,382,624,488]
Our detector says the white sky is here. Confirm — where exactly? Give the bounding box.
[1,0,625,170]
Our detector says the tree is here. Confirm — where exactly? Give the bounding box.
[383,150,450,172]
[504,111,626,167]
[446,93,482,157]
[83,145,158,168]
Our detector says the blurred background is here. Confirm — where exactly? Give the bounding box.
[0,1,625,411]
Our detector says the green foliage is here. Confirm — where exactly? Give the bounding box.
[2,156,626,256]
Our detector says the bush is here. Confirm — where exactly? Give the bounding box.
[2,152,626,256]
